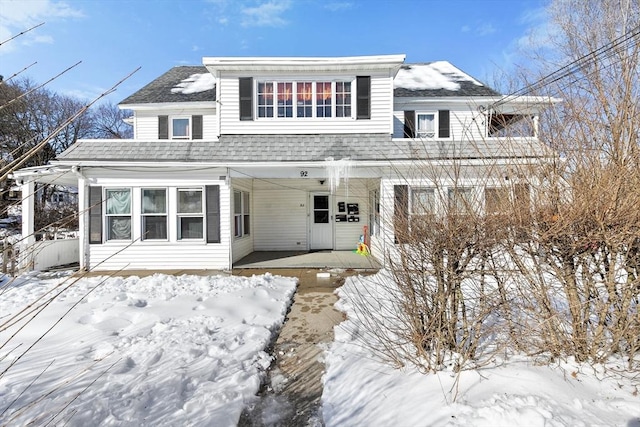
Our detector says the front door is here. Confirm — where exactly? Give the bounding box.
[310,193,333,250]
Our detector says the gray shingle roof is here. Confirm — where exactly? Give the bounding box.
[120,66,215,105]
[57,134,549,163]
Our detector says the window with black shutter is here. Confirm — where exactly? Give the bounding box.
[438,110,450,138]
[89,186,103,244]
[192,115,203,139]
[239,77,253,121]
[356,76,371,120]
[158,115,169,139]
[404,110,415,138]
[206,185,221,243]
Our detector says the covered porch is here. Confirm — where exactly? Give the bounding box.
[234,250,379,270]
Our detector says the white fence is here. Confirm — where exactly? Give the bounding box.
[23,238,79,271]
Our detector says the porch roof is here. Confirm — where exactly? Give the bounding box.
[56,134,551,164]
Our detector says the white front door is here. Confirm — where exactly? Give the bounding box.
[310,193,333,250]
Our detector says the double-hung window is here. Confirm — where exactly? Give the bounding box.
[258,82,274,118]
[448,187,474,215]
[485,187,511,215]
[410,188,436,231]
[335,82,351,117]
[234,190,250,238]
[142,188,167,240]
[106,188,131,240]
[177,188,204,240]
[417,113,436,138]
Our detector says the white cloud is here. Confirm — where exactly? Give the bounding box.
[241,0,291,27]
[0,0,83,53]
[477,23,497,36]
[324,2,353,12]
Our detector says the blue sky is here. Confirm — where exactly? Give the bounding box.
[0,0,550,103]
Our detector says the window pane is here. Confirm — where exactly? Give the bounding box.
[277,82,293,118]
[336,82,351,118]
[485,187,510,214]
[448,188,473,214]
[243,192,250,214]
[412,189,435,214]
[106,189,130,215]
[258,82,274,118]
[418,114,435,137]
[316,82,332,118]
[314,195,329,210]
[297,82,313,117]
[314,211,329,223]
[143,216,167,240]
[108,217,131,240]
[234,191,242,214]
[179,217,203,239]
[172,118,190,138]
[243,214,250,235]
[142,189,166,214]
[178,190,202,213]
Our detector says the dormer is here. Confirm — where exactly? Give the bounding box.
[119,66,218,140]
[203,55,405,135]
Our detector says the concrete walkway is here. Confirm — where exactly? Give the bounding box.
[236,268,370,426]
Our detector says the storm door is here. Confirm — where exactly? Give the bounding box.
[309,193,333,250]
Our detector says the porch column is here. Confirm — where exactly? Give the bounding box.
[19,179,35,270]
[76,175,88,270]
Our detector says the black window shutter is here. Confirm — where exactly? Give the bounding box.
[206,185,221,243]
[89,186,103,244]
[404,110,416,138]
[394,185,408,244]
[158,115,169,139]
[239,77,253,121]
[438,110,450,138]
[192,115,203,139]
[356,76,371,120]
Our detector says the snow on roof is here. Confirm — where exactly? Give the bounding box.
[394,61,483,91]
[171,72,216,95]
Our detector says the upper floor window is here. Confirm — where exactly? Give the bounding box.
[254,80,352,119]
[158,115,203,140]
[171,117,190,139]
[417,113,436,138]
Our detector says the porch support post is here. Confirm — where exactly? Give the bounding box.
[19,179,35,271]
[76,175,88,270]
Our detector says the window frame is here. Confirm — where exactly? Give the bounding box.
[177,188,205,241]
[416,112,437,138]
[171,116,191,139]
[105,188,132,241]
[141,188,168,241]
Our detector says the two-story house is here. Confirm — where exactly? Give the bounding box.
[12,54,556,271]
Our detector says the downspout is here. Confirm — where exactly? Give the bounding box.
[72,166,89,271]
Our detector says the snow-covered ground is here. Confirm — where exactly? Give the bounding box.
[2,269,639,426]
[322,272,640,427]
[0,271,297,426]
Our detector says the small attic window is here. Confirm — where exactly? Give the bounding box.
[172,117,190,139]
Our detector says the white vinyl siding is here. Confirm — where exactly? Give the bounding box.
[133,108,218,140]
[252,179,368,251]
[218,72,393,134]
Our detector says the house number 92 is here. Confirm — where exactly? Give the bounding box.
[300,170,308,177]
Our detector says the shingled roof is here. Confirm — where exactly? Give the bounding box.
[57,134,549,163]
[120,66,215,105]
[394,62,500,98]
